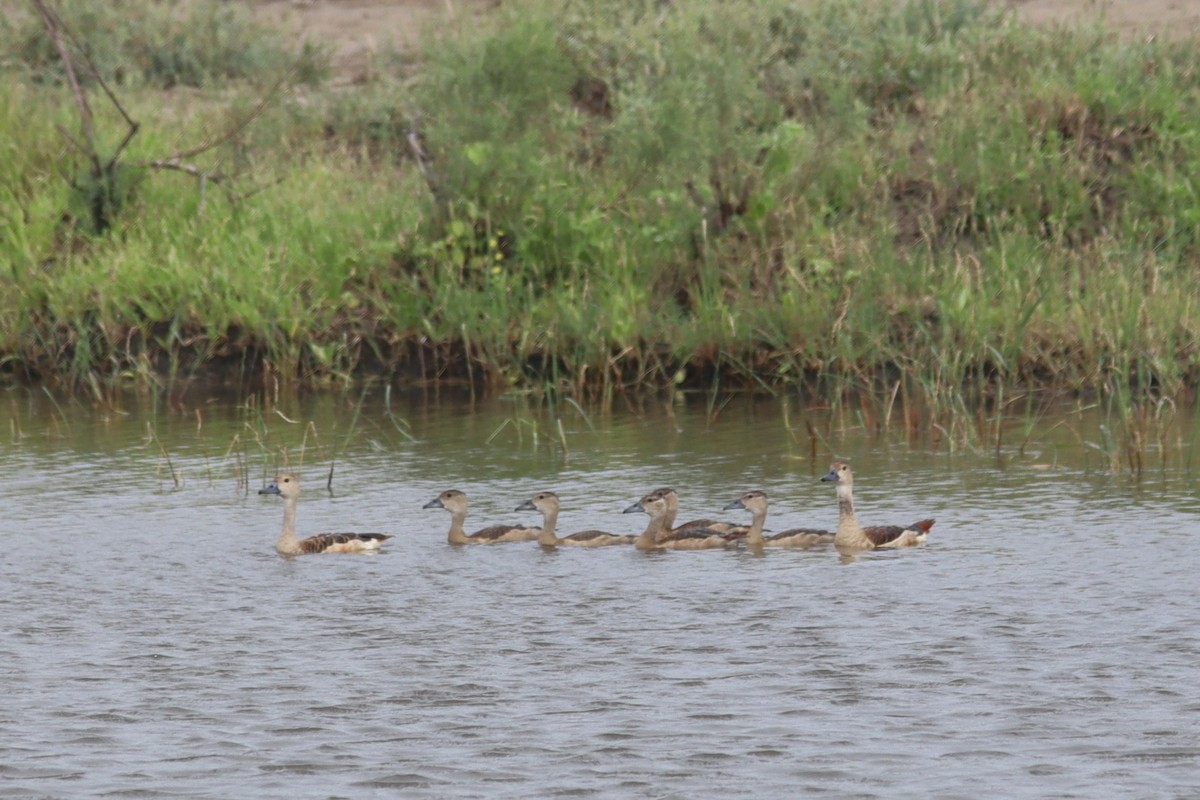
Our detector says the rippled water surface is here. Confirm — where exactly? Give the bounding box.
[2,387,1199,798]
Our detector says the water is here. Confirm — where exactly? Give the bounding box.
[2,386,1199,798]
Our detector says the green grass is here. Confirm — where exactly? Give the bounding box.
[1,0,1200,426]
[1,0,327,88]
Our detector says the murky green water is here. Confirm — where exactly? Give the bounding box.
[2,385,1198,798]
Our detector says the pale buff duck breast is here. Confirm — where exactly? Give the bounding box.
[819,462,934,550]
[259,473,392,555]
[423,489,540,545]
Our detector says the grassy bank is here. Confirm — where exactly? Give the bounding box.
[2,0,1199,412]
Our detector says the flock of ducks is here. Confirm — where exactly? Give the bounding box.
[260,461,935,556]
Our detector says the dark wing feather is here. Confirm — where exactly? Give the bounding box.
[864,519,934,545]
[767,527,834,543]
[660,527,728,544]
[298,532,389,553]
[470,524,532,541]
[675,518,748,535]
[863,525,913,546]
[564,529,614,542]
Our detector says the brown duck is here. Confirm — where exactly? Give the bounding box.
[820,462,934,549]
[423,489,540,545]
[722,490,835,548]
[516,491,635,547]
[259,473,392,555]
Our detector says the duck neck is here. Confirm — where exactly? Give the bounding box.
[276,495,301,555]
[536,508,560,546]
[834,484,868,547]
[446,510,471,545]
[744,507,768,546]
[635,514,667,550]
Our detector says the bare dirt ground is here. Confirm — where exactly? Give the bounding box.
[1004,0,1200,37]
[251,0,1200,83]
[251,0,490,83]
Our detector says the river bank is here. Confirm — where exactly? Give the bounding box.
[1,0,1198,410]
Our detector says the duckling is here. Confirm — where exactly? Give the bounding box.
[259,473,392,555]
[722,490,835,548]
[623,489,741,551]
[819,462,934,549]
[423,489,540,545]
[515,491,636,547]
[653,487,751,540]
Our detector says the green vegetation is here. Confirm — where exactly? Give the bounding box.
[2,0,1200,423]
[2,0,327,88]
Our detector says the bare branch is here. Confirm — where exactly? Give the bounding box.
[405,120,450,213]
[38,0,141,169]
[230,175,287,203]
[163,74,289,163]
[30,0,100,174]
[107,120,142,172]
[52,122,90,159]
[31,0,292,224]
[146,158,228,183]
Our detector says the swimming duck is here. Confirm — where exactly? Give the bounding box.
[819,462,934,549]
[722,490,835,548]
[423,489,540,545]
[624,489,741,551]
[515,491,636,547]
[653,487,751,540]
[259,473,392,555]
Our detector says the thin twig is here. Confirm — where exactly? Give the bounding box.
[163,74,290,163]
[30,0,99,174]
[36,1,290,189]
[52,122,90,160]
[405,120,451,214]
[228,175,287,203]
[146,158,228,182]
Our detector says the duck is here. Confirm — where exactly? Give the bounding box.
[623,489,742,551]
[819,461,934,549]
[653,487,751,540]
[515,491,636,547]
[259,473,392,555]
[722,490,835,547]
[423,489,540,545]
